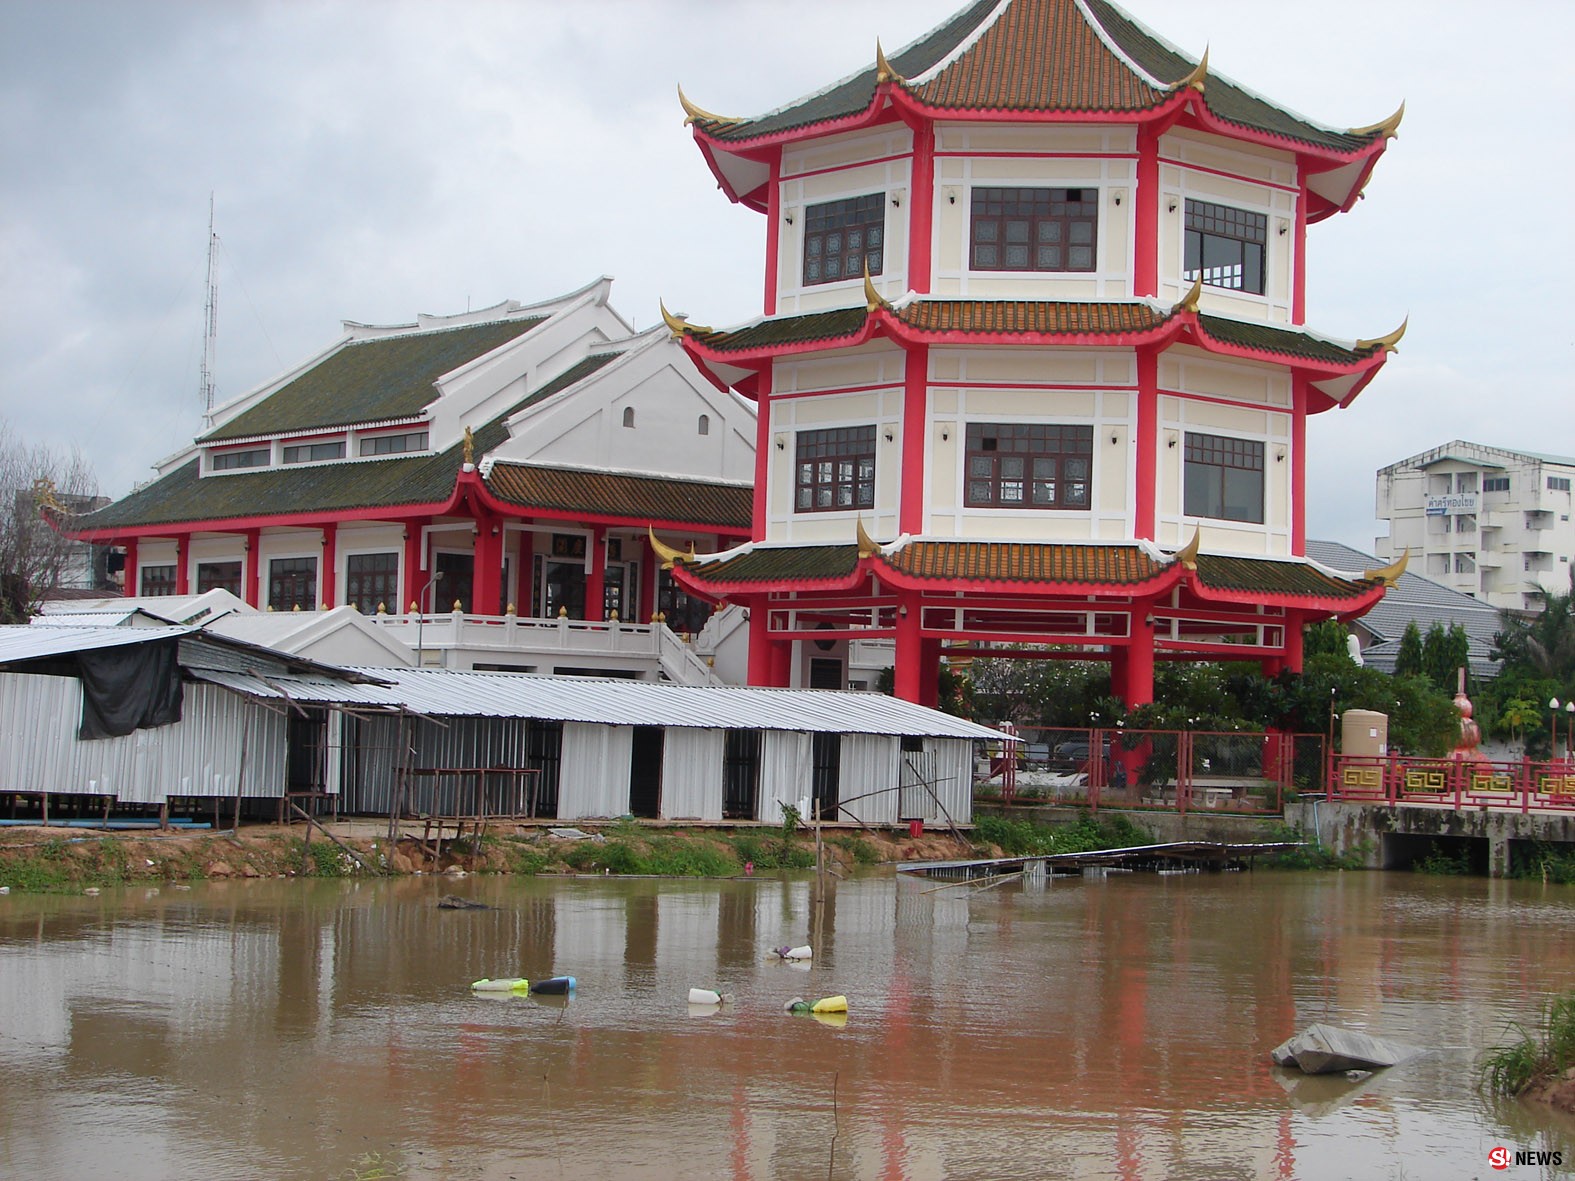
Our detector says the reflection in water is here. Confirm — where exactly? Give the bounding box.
[1,873,1574,1180]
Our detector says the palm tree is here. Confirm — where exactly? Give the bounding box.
[1493,568,1575,682]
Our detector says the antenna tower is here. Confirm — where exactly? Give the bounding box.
[199,193,219,417]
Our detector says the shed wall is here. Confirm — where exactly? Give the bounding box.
[560,722,631,819]
[661,728,725,821]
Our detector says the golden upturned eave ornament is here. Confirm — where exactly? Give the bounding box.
[1355,316,1408,354]
[1349,101,1406,140]
[1172,526,1202,571]
[1363,548,1409,587]
[648,526,694,569]
[1172,47,1209,93]
[863,263,891,313]
[677,85,742,128]
[659,299,712,341]
[856,517,880,559]
[875,39,905,86]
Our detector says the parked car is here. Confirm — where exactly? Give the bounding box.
[1050,736,1110,766]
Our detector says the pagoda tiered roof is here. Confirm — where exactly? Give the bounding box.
[674,297,1395,409]
[674,536,1389,611]
[686,0,1397,213]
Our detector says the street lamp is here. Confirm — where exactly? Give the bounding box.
[1551,698,1563,763]
[1567,700,1575,760]
[415,570,445,666]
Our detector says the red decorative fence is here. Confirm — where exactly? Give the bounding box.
[1327,755,1575,814]
[1001,727,1327,816]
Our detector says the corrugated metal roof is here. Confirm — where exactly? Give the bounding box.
[0,624,193,663]
[212,664,1009,740]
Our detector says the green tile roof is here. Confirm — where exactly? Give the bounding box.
[78,419,512,531]
[1193,554,1375,600]
[486,464,752,530]
[1198,315,1374,365]
[202,317,545,442]
[683,545,861,586]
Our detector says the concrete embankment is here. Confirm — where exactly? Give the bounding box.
[1286,799,1575,878]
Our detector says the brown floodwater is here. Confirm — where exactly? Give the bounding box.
[1,868,1572,1181]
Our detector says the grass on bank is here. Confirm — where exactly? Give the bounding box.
[972,812,1152,857]
[1478,991,1575,1098]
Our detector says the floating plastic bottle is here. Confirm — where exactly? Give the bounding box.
[688,987,729,1005]
[530,975,576,995]
[471,977,531,992]
[771,945,813,961]
[811,995,848,1014]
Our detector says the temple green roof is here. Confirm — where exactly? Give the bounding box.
[202,317,544,442]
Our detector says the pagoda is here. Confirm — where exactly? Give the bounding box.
[661,0,1407,707]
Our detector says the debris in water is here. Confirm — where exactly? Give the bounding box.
[1271,1024,1421,1075]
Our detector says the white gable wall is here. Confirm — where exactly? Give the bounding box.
[496,333,756,483]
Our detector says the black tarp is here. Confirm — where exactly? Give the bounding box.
[77,639,184,739]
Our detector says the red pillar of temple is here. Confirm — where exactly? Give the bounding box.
[472,518,502,616]
[244,529,261,607]
[122,539,138,597]
[402,522,424,612]
[320,523,337,609]
[585,525,607,621]
[174,535,189,596]
[893,595,923,703]
[1283,612,1305,674]
[1121,612,1155,707]
[918,637,942,710]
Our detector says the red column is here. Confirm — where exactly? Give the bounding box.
[1121,611,1155,707]
[174,536,189,596]
[320,523,337,609]
[403,522,424,612]
[1134,347,1159,540]
[1133,127,1159,298]
[898,345,929,536]
[906,118,935,293]
[585,525,607,621]
[1290,376,1308,556]
[766,633,792,688]
[918,637,941,710]
[122,539,138,597]
[893,595,922,703]
[1292,175,1309,326]
[763,152,782,316]
[746,596,771,685]
[1283,612,1305,674]
[472,518,501,616]
[751,366,773,541]
[244,529,261,607]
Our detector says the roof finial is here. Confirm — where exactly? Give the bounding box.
[677,85,742,127]
[462,426,475,466]
[648,526,693,569]
[875,39,904,86]
[863,262,891,313]
[1172,46,1209,93]
[1363,547,1409,587]
[1355,316,1408,354]
[1173,526,1202,571]
[659,299,712,341]
[856,517,880,559]
[1173,276,1204,315]
[1349,101,1405,140]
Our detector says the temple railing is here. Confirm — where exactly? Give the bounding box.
[1327,754,1575,813]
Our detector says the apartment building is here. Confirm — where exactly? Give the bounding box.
[1375,441,1575,610]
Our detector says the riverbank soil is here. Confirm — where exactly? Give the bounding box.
[1532,1073,1575,1114]
[0,820,972,893]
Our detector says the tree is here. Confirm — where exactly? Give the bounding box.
[0,417,101,623]
[1422,622,1471,695]
[1493,567,1575,684]
[1303,619,1353,661]
[1394,621,1424,677]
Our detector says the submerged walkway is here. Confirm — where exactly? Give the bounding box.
[896,841,1304,880]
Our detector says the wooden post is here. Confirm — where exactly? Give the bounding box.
[158,802,169,831]
[41,792,49,826]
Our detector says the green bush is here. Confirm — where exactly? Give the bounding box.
[726,833,814,870]
[1258,823,1366,870]
[1415,842,1471,876]
[1510,842,1575,884]
[304,839,359,877]
[829,834,881,866]
[1479,992,1575,1097]
[972,812,1152,857]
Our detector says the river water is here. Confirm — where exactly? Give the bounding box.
[1,868,1572,1181]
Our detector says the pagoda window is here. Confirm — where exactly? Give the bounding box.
[140,564,177,596]
[345,552,399,614]
[1183,200,1266,295]
[196,561,242,596]
[795,426,876,513]
[358,430,428,457]
[802,193,884,286]
[970,187,1098,272]
[964,423,1093,509]
[1183,432,1264,524]
[282,441,346,464]
[210,447,269,471]
[268,556,318,611]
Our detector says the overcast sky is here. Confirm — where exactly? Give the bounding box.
[3,0,1571,553]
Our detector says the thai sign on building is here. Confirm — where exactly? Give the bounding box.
[1426,493,1478,516]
